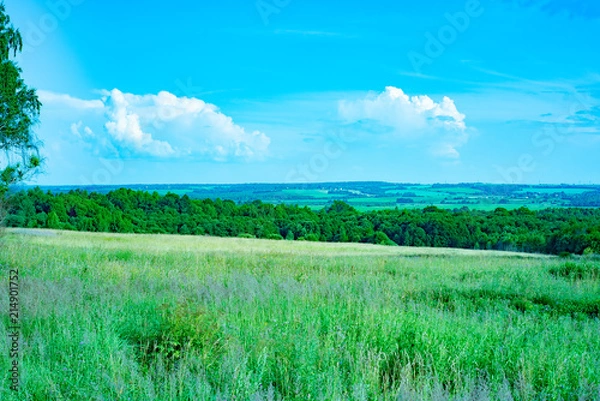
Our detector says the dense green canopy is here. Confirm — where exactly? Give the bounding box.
[0,3,42,195]
[5,187,600,255]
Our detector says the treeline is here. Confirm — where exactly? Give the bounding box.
[4,187,600,255]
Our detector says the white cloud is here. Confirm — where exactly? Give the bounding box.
[70,121,94,138]
[38,90,104,110]
[431,143,460,159]
[101,90,175,157]
[42,89,271,161]
[338,86,469,158]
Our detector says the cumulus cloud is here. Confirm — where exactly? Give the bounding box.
[38,90,104,110]
[101,90,175,157]
[338,86,469,158]
[42,89,271,161]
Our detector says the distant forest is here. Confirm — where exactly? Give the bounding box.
[4,187,600,255]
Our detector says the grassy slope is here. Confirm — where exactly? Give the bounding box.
[0,229,599,400]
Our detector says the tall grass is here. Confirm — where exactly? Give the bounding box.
[1,230,599,400]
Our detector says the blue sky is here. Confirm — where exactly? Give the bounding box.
[7,0,600,185]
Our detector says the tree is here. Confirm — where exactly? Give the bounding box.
[374,231,396,246]
[46,211,60,229]
[1,3,42,199]
[285,230,294,241]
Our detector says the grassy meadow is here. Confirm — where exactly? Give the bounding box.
[1,229,600,400]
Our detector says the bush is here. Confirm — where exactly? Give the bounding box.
[266,233,284,240]
[549,262,600,281]
[305,233,319,242]
[118,301,222,370]
[237,233,255,239]
[375,231,397,246]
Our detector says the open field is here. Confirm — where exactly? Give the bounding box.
[1,229,600,400]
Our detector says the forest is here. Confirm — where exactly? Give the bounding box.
[38,182,600,210]
[4,187,600,256]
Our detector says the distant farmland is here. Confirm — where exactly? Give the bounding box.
[33,182,600,211]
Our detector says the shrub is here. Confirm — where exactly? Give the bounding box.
[549,262,600,281]
[375,231,397,246]
[118,301,222,370]
[305,233,319,242]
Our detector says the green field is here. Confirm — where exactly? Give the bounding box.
[39,182,600,212]
[1,230,599,400]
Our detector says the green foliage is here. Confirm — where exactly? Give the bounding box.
[4,187,600,255]
[46,210,60,229]
[549,262,600,281]
[375,231,396,246]
[305,233,320,242]
[118,301,222,371]
[0,4,42,195]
